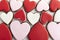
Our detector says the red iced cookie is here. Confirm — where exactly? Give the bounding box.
[24,0,36,12]
[40,11,53,24]
[14,10,26,22]
[28,22,48,40]
[50,0,60,12]
[0,0,10,12]
[0,23,12,40]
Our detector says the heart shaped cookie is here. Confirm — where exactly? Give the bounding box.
[10,0,23,11]
[36,0,49,12]
[0,0,10,12]
[27,12,40,25]
[24,0,36,12]
[10,20,30,40]
[50,0,60,12]
[29,22,48,40]
[40,11,53,24]
[54,10,60,22]
[0,11,13,24]
[14,9,26,22]
[47,22,60,40]
[0,23,12,40]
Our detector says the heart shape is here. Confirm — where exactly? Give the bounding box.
[0,11,13,24]
[28,22,48,40]
[36,1,49,11]
[0,23,12,40]
[50,0,60,12]
[47,22,60,40]
[10,0,23,11]
[40,11,53,24]
[0,0,10,12]
[14,10,26,22]
[10,20,30,40]
[24,0,36,12]
[54,10,60,22]
[27,12,40,25]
